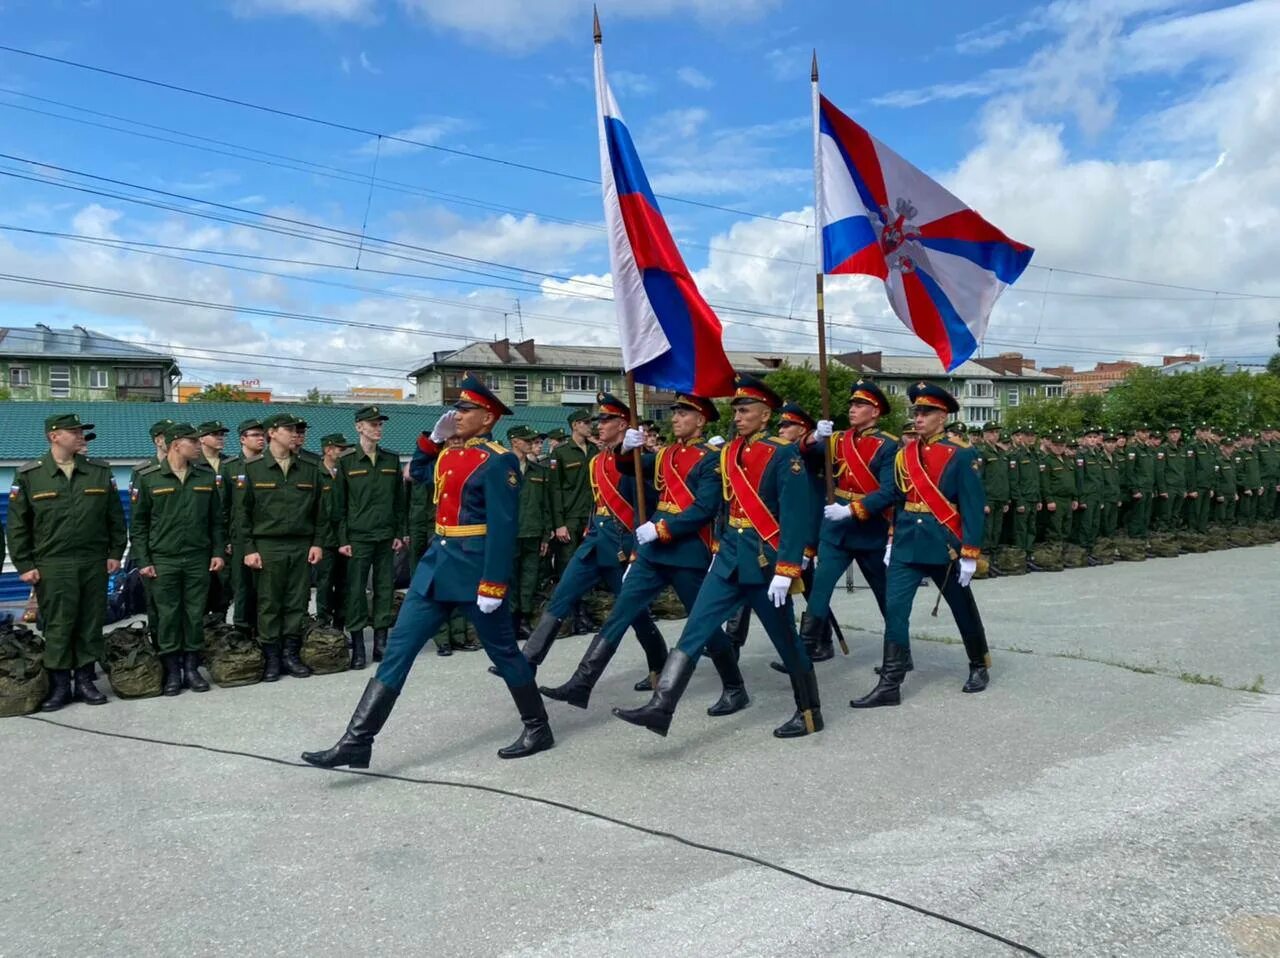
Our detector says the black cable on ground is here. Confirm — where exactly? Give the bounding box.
[24,715,1047,957]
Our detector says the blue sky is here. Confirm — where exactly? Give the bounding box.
[0,0,1276,392]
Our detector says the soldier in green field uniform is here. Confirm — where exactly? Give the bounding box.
[314,432,353,632]
[507,425,552,642]
[1156,425,1189,533]
[1186,423,1216,534]
[129,419,174,639]
[1009,426,1040,557]
[1260,426,1280,520]
[1123,424,1156,540]
[1237,433,1262,526]
[224,419,263,636]
[7,413,127,710]
[975,422,1009,566]
[333,406,406,669]
[1214,435,1239,527]
[234,413,324,682]
[130,423,226,696]
[1039,432,1077,551]
[1098,432,1122,539]
[196,421,233,621]
[1073,425,1106,563]
[548,408,596,635]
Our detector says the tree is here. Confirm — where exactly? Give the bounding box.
[763,361,911,430]
[188,383,257,402]
[304,387,334,405]
[0,386,11,402]
[1268,322,1280,377]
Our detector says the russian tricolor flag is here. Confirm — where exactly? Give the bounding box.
[816,93,1034,372]
[594,42,735,397]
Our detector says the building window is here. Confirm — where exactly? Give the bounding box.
[513,375,529,405]
[1045,385,1065,398]
[885,383,900,396]
[963,406,994,423]
[89,369,108,391]
[445,373,460,388]
[564,374,597,392]
[967,381,993,399]
[1007,388,1020,407]
[9,366,30,387]
[541,376,558,393]
[116,366,165,401]
[484,374,500,390]
[49,364,71,399]
[601,378,614,394]
[1024,386,1038,398]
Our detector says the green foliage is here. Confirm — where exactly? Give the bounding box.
[304,387,334,405]
[0,387,11,402]
[762,361,911,431]
[188,383,258,403]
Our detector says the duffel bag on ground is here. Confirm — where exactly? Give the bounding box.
[302,619,349,675]
[1031,543,1065,572]
[204,625,263,688]
[1061,543,1088,568]
[1113,537,1148,561]
[993,545,1028,576]
[0,626,49,717]
[103,623,162,699]
[1147,534,1180,558]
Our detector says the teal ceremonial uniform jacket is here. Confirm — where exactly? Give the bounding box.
[713,433,811,585]
[570,446,643,570]
[620,439,721,569]
[890,434,985,565]
[804,427,899,552]
[408,431,519,602]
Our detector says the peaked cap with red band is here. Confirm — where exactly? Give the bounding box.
[670,392,719,422]
[778,401,816,430]
[730,373,782,410]
[454,374,513,417]
[594,391,630,421]
[906,380,959,415]
[848,379,891,417]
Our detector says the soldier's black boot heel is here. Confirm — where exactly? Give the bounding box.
[774,667,823,737]
[724,606,751,650]
[631,614,668,691]
[301,678,399,769]
[490,612,562,675]
[498,683,555,759]
[772,611,827,673]
[262,643,282,682]
[348,629,367,670]
[540,634,616,709]
[371,628,388,662]
[40,669,74,712]
[707,645,750,716]
[183,652,210,692]
[282,638,311,678]
[612,650,695,737]
[963,663,989,693]
[73,664,108,705]
[873,642,914,674]
[161,653,183,697]
[852,642,910,708]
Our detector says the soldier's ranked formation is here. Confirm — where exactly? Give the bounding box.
[6,375,1279,764]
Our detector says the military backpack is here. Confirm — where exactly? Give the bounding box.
[301,618,349,675]
[0,625,49,716]
[204,624,264,687]
[103,623,163,699]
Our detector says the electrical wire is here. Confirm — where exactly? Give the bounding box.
[22,715,1047,957]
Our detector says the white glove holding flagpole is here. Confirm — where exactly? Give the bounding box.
[622,428,645,452]
[823,502,851,523]
[815,420,834,439]
[767,574,791,607]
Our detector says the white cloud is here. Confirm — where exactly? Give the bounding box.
[358,51,381,74]
[356,118,469,156]
[676,66,714,90]
[764,44,808,83]
[610,70,654,97]
[231,0,374,20]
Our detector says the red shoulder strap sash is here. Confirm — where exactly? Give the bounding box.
[903,440,962,539]
[660,444,713,551]
[591,452,635,528]
[837,430,880,494]
[724,438,781,549]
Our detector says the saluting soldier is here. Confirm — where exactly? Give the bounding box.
[852,383,989,708]
[234,413,324,682]
[798,380,898,669]
[196,420,233,621]
[548,409,597,635]
[333,406,406,669]
[7,413,127,710]
[975,422,1010,569]
[500,393,666,680]
[226,419,264,637]
[302,376,554,767]
[540,392,747,716]
[614,374,821,740]
[506,424,552,643]
[130,423,226,695]
[313,432,354,633]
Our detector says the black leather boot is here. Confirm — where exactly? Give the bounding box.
[183,652,210,692]
[513,612,532,643]
[612,649,696,737]
[774,667,823,737]
[963,663,990,693]
[571,602,595,637]
[631,614,669,692]
[706,645,750,717]
[813,615,835,662]
[372,628,388,662]
[40,669,74,712]
[161,653,183,696]
[492,611,563,675]
[301,678,399,769]
[498,683,555,759]
[349,629,367,670]
[852,642,910,708]
[540,633,617,709]
[282,638,311,678]
[262,643,282,682]
[73,664,108,705]
[724,606,751,649]
[771,611,828,673]
[873,641,914,674]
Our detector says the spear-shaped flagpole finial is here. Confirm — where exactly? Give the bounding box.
[811,49,818,83]
[593,5,602,44]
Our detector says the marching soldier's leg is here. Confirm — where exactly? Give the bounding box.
[852,559,919,708]
[723,604,751,649]
[747,588,822,738]
[35,562,78,710]
[181,557,212,692]
[930,563,989,692]
[600,562,668,688]
[672,567,747,717]
[152,561,186,696]
[786,542,850,668]
[522,546,600,669]
[466,598,553,759]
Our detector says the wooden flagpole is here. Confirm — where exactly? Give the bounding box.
[812,51,835,506]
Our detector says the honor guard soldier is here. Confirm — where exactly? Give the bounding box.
[314,433,354,632]
[549,408,597,634]
[613,374,821,740]
[234,413,324,682]
[773,401,828,662]
[852,383,989,709]
[7,413,127,710]
[302,376,554,767]
[797,380,899,669]
[540,392,747,716]
[506,424,552,642]
[501,393,667,679]
[196,420,233,620]
[333,406,407,669]
[227,419,264,637]
[130,423,226,695]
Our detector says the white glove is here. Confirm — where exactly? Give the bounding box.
[802,555,811,570]
[476,594,503,614]
[883,542,892,566]
[430,410,458,444]
[634,521,658,545]
[708,435,725,448]
[823,502,852,523]
[815,419,834,439]
[621,427,645,452]
[767,574,791,608]
[958,558,977,588]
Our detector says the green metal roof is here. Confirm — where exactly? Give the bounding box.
[0,401,578,461]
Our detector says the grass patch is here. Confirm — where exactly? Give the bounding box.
[1240,675,1266,693]
[1178,672,1224,687]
